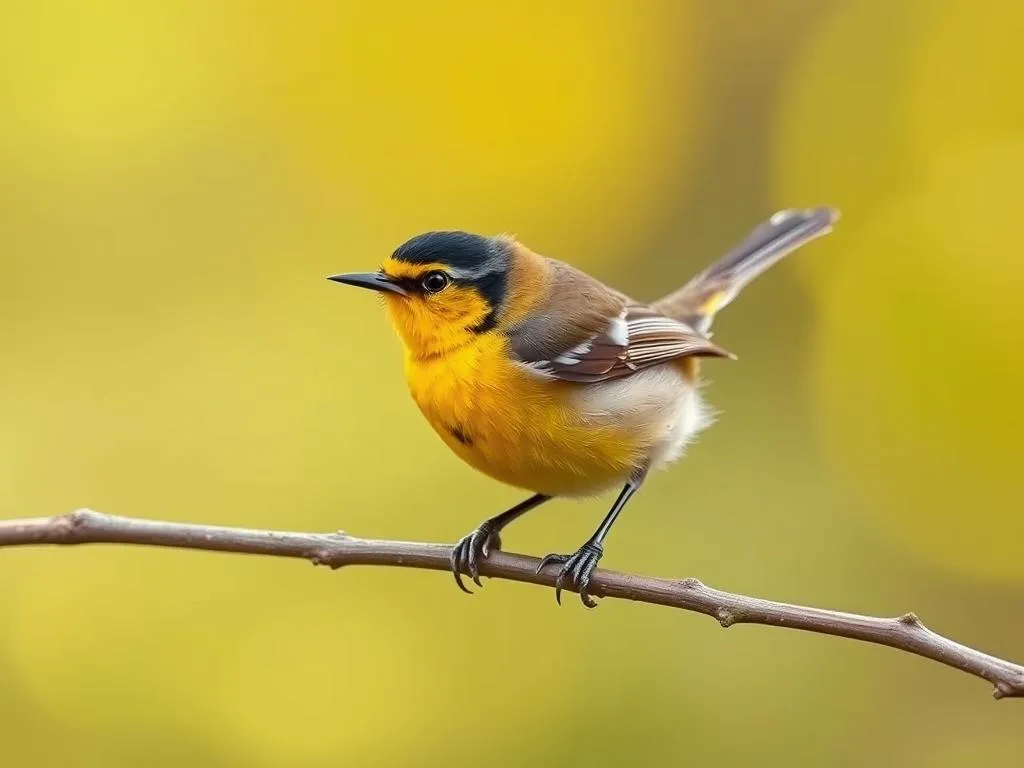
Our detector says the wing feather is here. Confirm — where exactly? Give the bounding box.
[516,305,732,383]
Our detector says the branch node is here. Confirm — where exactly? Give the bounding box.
[993,673,1024,700]
[307,532,354,569]
[51,508,97,541]
[897,612,923,628]
[716,607,736,628]
[308,550,345,569]
[679,577,704,590]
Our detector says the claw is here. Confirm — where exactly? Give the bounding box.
[450,523,501,595]
[536,553,569,604]
[579,570,597,608]
[535,552,567,574]
[450,541,474,594]
[537,542,603,607]
[452,563,473,594]
[468,541,483,588]
[448,495,552,596]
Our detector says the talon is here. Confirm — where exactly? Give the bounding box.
[539,542,604,607]
[469,544,484,588]
[450,524,501,595]
[466,534,481,587]
[451,551,473,594]
[450,534,476,594]
[481,530,500,559]
[536,552,567,575]
[538,553,572,605]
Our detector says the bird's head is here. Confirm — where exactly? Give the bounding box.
[329,231,521,358]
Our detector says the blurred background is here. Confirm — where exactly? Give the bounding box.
[2,0,1022,765]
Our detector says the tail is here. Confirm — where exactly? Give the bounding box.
[653,206,839,334]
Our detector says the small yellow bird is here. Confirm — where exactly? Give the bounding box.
[329,207,838,606]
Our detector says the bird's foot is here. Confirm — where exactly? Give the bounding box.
[450,522,503,593]
[536,541,604,608]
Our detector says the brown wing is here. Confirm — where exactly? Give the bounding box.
[506,257,731,383]
[504,258,629,368]
[514,303,733,384]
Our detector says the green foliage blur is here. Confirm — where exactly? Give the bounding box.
[2,1,1023,765]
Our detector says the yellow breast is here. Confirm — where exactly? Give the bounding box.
[404,334,641,496]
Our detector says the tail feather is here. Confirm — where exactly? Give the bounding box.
[654,206,839,334]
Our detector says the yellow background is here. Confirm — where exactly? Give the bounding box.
[2,1,1022,765]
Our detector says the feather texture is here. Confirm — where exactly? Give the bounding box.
[514,303,732,383]
[654,206,838,333]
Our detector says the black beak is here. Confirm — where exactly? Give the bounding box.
[327,272,409,297]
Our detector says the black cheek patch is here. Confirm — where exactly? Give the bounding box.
[464,270,506,334]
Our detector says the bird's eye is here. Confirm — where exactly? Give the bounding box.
[421,271,449,293]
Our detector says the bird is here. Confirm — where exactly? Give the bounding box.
[328,207,838,606]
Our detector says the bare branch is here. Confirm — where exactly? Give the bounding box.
[2,509,1022,699]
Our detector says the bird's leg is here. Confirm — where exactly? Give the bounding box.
[451,493,552,593]
[537,468,648,608]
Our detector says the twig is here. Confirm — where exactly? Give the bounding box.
[1,508,1022,699]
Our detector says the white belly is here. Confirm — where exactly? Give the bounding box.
[572,365,714,474]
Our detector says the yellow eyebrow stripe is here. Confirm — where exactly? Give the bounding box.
[382,259,449,280]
